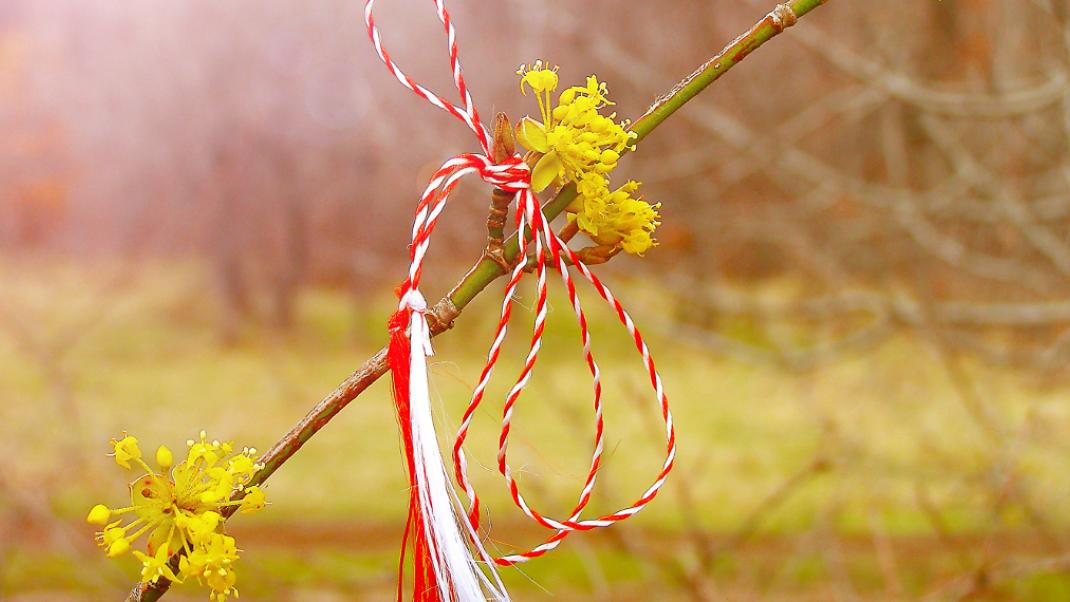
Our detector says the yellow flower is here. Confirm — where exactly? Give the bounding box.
[111,435,142,470]
[178,510,223,543]
[515,62,636,192]
[570,179,661,255]
[514,61,662,256]
[186,431,228,468]
[238,486,266,514]
[226,452,257,478]
[134,546,183,584]
[199,468,235,504]
[180,533,240,602]
[517,60,559,126]
[101,525,126,546]
[206,566,237,602]
[90,431,265,601]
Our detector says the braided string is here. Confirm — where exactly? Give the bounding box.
[453,188,676,565]
[364,0,490,154]
[366,0,676,569]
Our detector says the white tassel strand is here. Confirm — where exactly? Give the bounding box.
[406,291,510,601]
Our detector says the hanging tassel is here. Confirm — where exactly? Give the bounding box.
[390,289,510,602]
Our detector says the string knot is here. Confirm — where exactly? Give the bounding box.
[399,288,428,313]
[479,154,530,193]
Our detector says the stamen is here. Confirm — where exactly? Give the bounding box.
[126,518,161,543]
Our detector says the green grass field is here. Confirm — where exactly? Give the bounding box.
[2,259,1069,600]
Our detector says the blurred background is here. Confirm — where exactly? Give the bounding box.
[3,0,1070,600]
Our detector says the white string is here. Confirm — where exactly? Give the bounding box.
[407,290,510,601]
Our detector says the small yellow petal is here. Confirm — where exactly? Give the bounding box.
[531,151,563,193]
[516,117,549,154]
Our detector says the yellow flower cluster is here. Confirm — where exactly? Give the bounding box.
[572,174,661,256]
[515,60,660,255]
[88,432,267,602]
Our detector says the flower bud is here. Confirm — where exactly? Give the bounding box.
[156,445,174,470]
[86,504,111,526]
[107,538,130,557]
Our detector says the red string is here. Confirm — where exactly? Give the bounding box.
[388,307,441,602]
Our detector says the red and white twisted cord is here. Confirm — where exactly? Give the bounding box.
[453,188,675,565]
[366,0,675,576]
[364,0,490,155]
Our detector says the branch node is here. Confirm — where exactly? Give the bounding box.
[427,297,461,334]
[484,113,521,273]
[770,4,799,32]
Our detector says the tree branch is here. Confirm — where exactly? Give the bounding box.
[125,2,830,599]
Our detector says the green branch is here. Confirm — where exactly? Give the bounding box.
[448,0,826,308]
[125,2,828,599]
